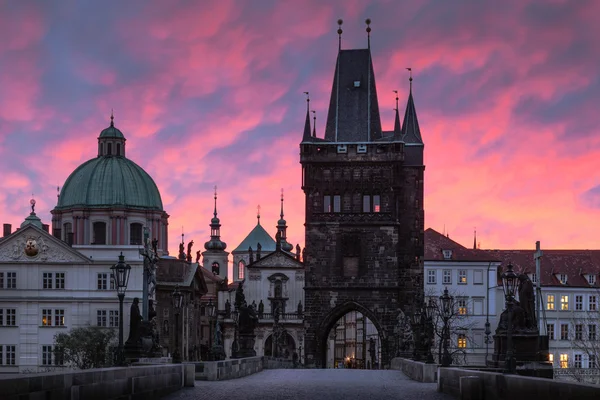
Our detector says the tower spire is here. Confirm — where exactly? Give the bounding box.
[213,185,218,218]
[402,68,423,144]
[280,188,285,219]
[302,92,312,142]
[204,185,227,251]
[110,109,114,127]
[366,18,371,49]
[337,19,343,51]
[277,189,293,252]
[473,228,477,250]
[393,90,401,139]
[312,110,316,137]
[257,204,261,225]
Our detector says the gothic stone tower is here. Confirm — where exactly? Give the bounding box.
[300,28,425,368]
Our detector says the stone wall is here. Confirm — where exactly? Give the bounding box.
[390,357,437,383]
[0,364,193,400]
[438,367,600,400]
[264,357,296,369]
[193,356,263,381]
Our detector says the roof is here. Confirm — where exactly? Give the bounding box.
[402,88,423,145]
[425,228,500,262]
[324,49,383,142]
[232,221,276,253]
[99,124,125,139]
[200,265,223,283]
[483,249,600,288]
[55,154,163,210]
[20,212,43,229]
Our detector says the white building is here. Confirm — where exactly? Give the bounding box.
[0,116,169,373]
[424,228,501,366]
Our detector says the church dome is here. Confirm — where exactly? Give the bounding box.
[55,117,163,211]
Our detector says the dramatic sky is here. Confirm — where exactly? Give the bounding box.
[1,0,599,257]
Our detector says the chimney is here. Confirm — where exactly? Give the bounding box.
[3,224,11,237]
[42,224,49,233]
[67,232,74,246]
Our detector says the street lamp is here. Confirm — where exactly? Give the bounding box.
[439,287,453,367]
[411,308,422,361]
[111,252,131,366]
[424,298,436,364]
[501,263,519,374]
[207,299,216,360]
[171,285,183,363]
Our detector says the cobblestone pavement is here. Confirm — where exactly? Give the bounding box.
[163,369,453,400]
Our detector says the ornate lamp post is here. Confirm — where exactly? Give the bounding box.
[501,263,519,374]
[424,298,436,364]
[110,252,131,366]
[171,285,183,363]
[439,287,453,367]
[411,308,422,361]
[207,299,216,360]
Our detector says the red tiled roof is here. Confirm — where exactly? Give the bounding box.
[424,228,499,262]
[199,266,223,283]
[483,249,600,288]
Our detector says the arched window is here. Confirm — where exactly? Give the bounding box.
[212,262,220,275]
[107,143,112,155]
[274,281,283,298]
[130,223,143,245]
[238,260,245,280]
[98,143,103,156]
[116,143,121,156]
[93,221,107,245]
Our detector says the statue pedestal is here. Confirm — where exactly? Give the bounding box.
[491,332,552,378]
[233,333,256,358]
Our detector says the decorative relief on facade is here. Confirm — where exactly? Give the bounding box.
[296,274,304,281]
[252,253,302,269]
[0,232,83,262]
[248,273,261,281]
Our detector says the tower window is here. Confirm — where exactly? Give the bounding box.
[238,260,245,280]
[342,234,361,277]
[362,195,370,213]
[333,195,341,212]
[116,143,121,156]
[92,222,106,245]
[130,223,143,245]
[212,262,220,275]
[107,143,112,155]
[63,223,72,241]
[373,195,381,212]
[323,195,341,213]
[324,195,331,212]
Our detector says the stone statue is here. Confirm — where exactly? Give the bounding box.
[258,300,264,318]
[225,299,231,317]
[256,242,262,260]
[152,238,158,257]
[273,302,281,324]
[297,300,303,316]
[249,247,254,263]
[186,240,194,262]
[518,274,536,329]
[178,242,185,260]
[238,301,259,335]
[196,250,201,263]
[126,298,143,345]
[296,244,301,260]
[146,256,157,297]
[252,300,257,310]
[215,320,223,346]
[234,280,246,310]
[302,248,306,263]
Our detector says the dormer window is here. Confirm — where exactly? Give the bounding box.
[588,274,596,285]
[442,250,452,260]
[530,273,538,284]
[559,274,568,284]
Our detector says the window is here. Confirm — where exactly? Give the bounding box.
[473,270,483,285]
[559,274,567,284]
[238,260,245,280]
[93,221,107,244]
[589,295,597,311]
[42,345,63,366]
[548,353,554,365]
[362,195,370,213]
[97,273,115,290]
[97,310,119,327]
[458,270,467,284]
[0,345,16,365]
[373,195,381,212]
[443,270,452,284]
[560,324,569,340]
[109,310,119,327]
[530,273,538,284]
[575,324,583,340]
[0,272,17,289]
[212,262,220,275]
[473,332,483,348]
[130,223,143,245]
[560,295,569,310]
[324,195,331,212]
[457,299,468,315]
[575,354,582,368]
[116,143,121,156]
[457,334,467,348]
[590,355,597,369]
[575,295,583,311]
[333,195,341,213]
[442,250,452,260]
[43,272,53,289]
[560,353,568,368]
[323,195,341,213]
[107,142,112,155]
[427,270,436,284]
[63,222,72,241]
[97,310,107,327]
[547,295,555,310]
[473,299,484,315]
[588,274,596,285]
[0,309,16,326]
[589,325,597,341]
[547,324,555,340]
[41,309,64,326]
[55,273,65,289]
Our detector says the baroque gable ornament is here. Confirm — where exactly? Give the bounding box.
[0,233,82,262]
[252,253,302,269]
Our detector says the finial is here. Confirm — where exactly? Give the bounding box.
[311,110,316,137]
[337,19,343,51]
[365,18,371,49]
[393,90,399,112]
[57,185,60,199]
[280,188,284,219]
[257,204,261,225]
[181,227,184,244]
[30,195,36,214]
[110,109,114,127]
[213,185,218,218]
[406,67,413,91]
[304,91,310,113]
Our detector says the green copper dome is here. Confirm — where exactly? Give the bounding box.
[56,156,163,210]
[99,115,125,138]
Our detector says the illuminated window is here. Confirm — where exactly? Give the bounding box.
[373,195,381,212]
[546,295,555,310]
[589,295,597,311]
[238,260,245,280]
[575,295,583,310]
[54,309,65,326]
[457,334,467,348]
[560,353,568,368]
[548,353,554,365]
[458,299,468,315]
[42,309,52,326]
[559,274,567,284]
[561,295,569,310]
[458,270,467,284]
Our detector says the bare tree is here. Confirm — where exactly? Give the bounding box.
[561,307,600,384]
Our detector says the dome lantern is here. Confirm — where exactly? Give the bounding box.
[98,111,126,157]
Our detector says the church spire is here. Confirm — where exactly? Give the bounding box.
[204,186,227,251]
[393,90,402,140]
[402,68,423,144]
[302,92,313,142]
[312,110,316,137]
[277,189,293,252]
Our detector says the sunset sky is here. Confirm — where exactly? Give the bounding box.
[1,0,599,257]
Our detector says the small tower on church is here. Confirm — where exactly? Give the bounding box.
[276,190,294,252]
[202,187,229,280]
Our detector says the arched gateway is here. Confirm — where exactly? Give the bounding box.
[299,23,425,368]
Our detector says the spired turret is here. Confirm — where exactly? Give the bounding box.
[202,187,229,280]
